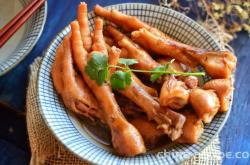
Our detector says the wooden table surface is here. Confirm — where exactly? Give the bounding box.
[0,0,249,164]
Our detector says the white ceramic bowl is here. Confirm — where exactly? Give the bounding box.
[37,3,232,165]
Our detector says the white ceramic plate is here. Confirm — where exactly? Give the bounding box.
[37,3,232,165]
[0,0,47,75]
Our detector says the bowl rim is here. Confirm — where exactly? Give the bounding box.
[0,1,48,76]
[37,3,233,164]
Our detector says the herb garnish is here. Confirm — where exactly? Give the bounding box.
[85,52,205,90]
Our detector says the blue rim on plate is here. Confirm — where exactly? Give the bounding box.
[37,3,233,165]
[0,0,47,76]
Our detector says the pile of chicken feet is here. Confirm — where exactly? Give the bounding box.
[51,2,236,156]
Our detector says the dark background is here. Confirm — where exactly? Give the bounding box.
[0,0,249,164]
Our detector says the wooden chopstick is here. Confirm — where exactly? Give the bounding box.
[0,0,45,48]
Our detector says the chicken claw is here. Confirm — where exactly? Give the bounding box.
[189,51,237,79]
[78,2,92,52]
[91,17,107,55]
[189,88,220,123]
[108,46,121,76]
[94,5,150,32]
[118,80,186,140]
[108,45,158,97]
[106,25,160,71]
[51,35,101,121]
[183,76,199,89]
[94,5,171,39]
[71,20,146,156]
[132,73,158,97]
[160,75,189,110]
[176,110,204,144]
[203,79,233,112]
[131,28,199,67]
[51,43,64,94]
[129,116,165,148]
[154,108,186,141]
[132,28,237,78]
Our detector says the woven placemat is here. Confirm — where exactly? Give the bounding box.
[26,57,222,165]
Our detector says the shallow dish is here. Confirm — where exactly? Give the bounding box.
[37,3,232,164]
[0,0,47,76]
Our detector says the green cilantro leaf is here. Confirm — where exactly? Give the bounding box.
[85,52,109,85]
[118,58,138,66]
[96,67,109,85]
[150,65,166,82]
[150,59,175,82]
[92,52,108,68]
[110,70,131,90]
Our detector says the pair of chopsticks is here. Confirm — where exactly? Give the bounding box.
[0,0,45,48]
